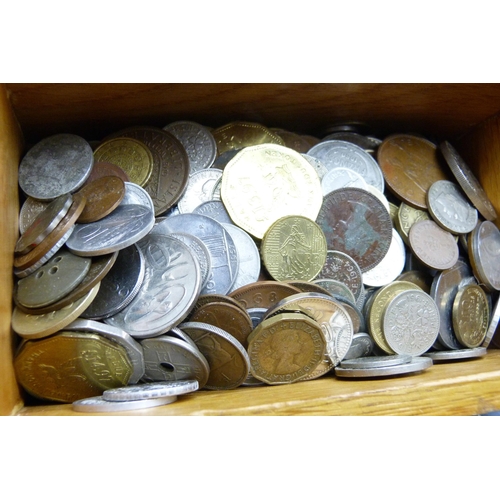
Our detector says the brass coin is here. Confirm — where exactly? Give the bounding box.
[396,270,433,294]
[377,134,449,209]
[452,284,489,348]
[76,175,125,223]
[228,280,302,310]
[395,202,431,246]
[14,331,132,403]
[247,312,326,385]
[93,137,153,187]
[212,121,285,155]
[261,215,327,282]
[83,161,130,185]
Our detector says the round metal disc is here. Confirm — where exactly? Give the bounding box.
[334,356,433,378]
[72,395,177,413]
[423,347,487,361]
[102,380,199,402]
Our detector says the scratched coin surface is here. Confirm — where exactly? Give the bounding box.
[316,187,393,272]
[220,143,323,239]
[261,215,327,282]
[19,197,51,235]
[19,133,94,200]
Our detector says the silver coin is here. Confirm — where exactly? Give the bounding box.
[321,167,367,195]
[177,169,223,213]
[222,223,261,293]
[247,307,268,328]
[383,289,440,356]
[193,200,233,224]
[483,294,500,348]
[340,353,412,369]
[120,182,155,214]
[19,197,50,235]
[342,332,374,360]
[210,149,241,170]
[313,279,356,304]
[334,356,433,378]
[140,335,210,389]
[152,213,239,295]
[19,134,94,200]
[423,347,487,361]
[307,140,385,192]
[103,379,199,402]
[427,180,478,234]
[64,318,146,384]
[72,395,177,412]
[105,234,201,338]
[322,131,382,152]
[66,204,155,256]
[81,243,145,319]
[470,221,500,291]
[164,326,200,350]
[302,154,328,180]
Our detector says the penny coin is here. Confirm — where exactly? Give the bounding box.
[190,293,248,316]
[427,180,478,234]
[83,161,130,185]
[377,134,449,209]
[468,220,500,291]
[220,143,323,239]
[452,284,489,348]
[180,321,251,390]
[316,187,393,272]
[72,395,177,412]
[93,137,154,187]
[395,202,431,246]
[19,197,50,235]
[212,121,285,155]
[440,141,497,221]
[19,133,94,200]
[334,356,433,378]
[261,215,327,282]
[228,280,302,310]
[343,332,375,360]
[247,312,326,385]
[103,380,199,402]
[340,354,412,369]
[75,175,125,223]
[409,219,459,271]
[423,347,487,361]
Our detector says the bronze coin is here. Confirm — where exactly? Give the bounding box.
[83,161,130,185]
[189,293,248,315]
[188,301,254,348]
[272,130,312,153]
[316,187,393,272]
[76,176,125,223]
[396,270,433,294]
[377,134,449,209]
[228,280,302,310]
[283,280,333,295]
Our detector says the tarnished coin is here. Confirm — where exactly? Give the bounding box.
[383,289,440,356]
[409,219,459,271]
[228,280,302,309]
[342,332,375,360]
[19,197,50,235]
[483,295,500,348]
[18,134,94,200]
[15,194,73,255]
[396,270,433,294]
[468,220,500,291]
[105,234,201,339]
[211,149,241,171]
[75,175,125,223]
[316,187,393,272]
[395,202,431,246]
[261,215,327,282]
[177,169,223,213]
[302,154,328,180]
[427,180,478,234]
[440,141,497,221]
[312,279,356,304]
[321,132,382,152]
[66,204,155,256]
[212,121,285,155]
[334,356,433,378]
[120,181,155,214]
[163,120,217,173]
[452,284,489,348]
[247,312,326,385]
[423,347,487,361]
[272,129,312,153]
[193,200,233,224]
[220,143,323,239]
[72,395,177,412]
[14,331,132,402]
[140,335,210,389]
[103,380,198,402]
[340,354,412,369]
[180,321,251,390]
[83,161,130,185]
[377,134,449,209]
[321,166,368,195]
[93,137,154,187]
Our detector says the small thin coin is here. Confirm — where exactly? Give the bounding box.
[335,356,433,378]
[423,347,487,361]
[103,380,199,402]
[340,354,412,369]
[72,395,177,413]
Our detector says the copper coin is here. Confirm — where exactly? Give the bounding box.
[228,280,302,310]
[316,187,393,272]
[377,134,449,209]
[83,161,130,185]
[189,293,248,315]
[272,130,311,153]
[188,301,254,349]
[76,176,125,223]
[14,193,87,271]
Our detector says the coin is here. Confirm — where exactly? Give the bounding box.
[312,279,356,304]
[316,187,393,272]
[19,197,50,235]
[261,215,327,282]
[193,200,233,225]
[321,166,368,195]
[18,134,94,200]
[93,137,154,187]
[334,356,433,378]
[272,129,312,153]
[423,347,487,361]
[103,380,199,402]
[340,354,412,369]
[321,132,382,152]
[377,134,449,209]
[483,294,500,348]
[177,169,222,213]
[220,144,323,239]
[302,154,328,180]
[468,220,500,291]
[120,181,155,214]
[83,161,130,185]
[342,332,375,360]
[72,395,177,412]
[228,280,302,310]
[396,270,433,294]
[395,202,431,246]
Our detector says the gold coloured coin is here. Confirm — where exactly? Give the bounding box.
[221,144,323,239]
[396,202,431,246]
[94,137,153,187]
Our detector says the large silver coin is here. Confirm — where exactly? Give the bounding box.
[66,204,155,256]
[103,379,199,402]
[423,347,487,361]
[177,169,223,213]
[120,182,155,214]
[19,134,94,200]
[340,354,412,369]
[105,234,201,338]
[321,167,367,195]
[19,198,50,235]
[152,213,239,295]
[72,395,177,413]
[302,154,328,180]
[334,356,433,378]
[193,200,233,225]
[64,318,145,384]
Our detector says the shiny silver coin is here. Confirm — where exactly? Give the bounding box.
[103,379,199,402]
[321,167,367,195]
[193,200,233,224]
[120,181,155,214]
[335,356,433,378]
[19,134,94,200]
[81,243,145,320]
[72,395,177,412]
[105,234,201,339]
[302,154,328,180]
[177,169,223,213]
[340,354,412,369]
[64,318,146,384]
[342,332,374,360]
[66,204,155,256]
[164,326,200,350]
[423,347,487,361]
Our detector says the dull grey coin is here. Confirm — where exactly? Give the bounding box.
[334,356,433,378]
[342,332,375,360]
[66,204,155,256]
[19,134,94,200]
[105,234,202,338]
[103,379,199,401]
[120,181,155,214]
[302,154,328,180]
[193,200,233,224]
[72,395,177,412]
[80,243,145,319]
[483,295,500,348]
[321,167,368,195]
[177,169,223,213]
[423,347,487,361]
[247,307,268,328]
[19,197,50,235]
[340,354,412,369]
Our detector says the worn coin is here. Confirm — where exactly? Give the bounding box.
[228,280,301,310]
[468,220,500,291]
[72,395,177,412]
[120,181,155,214]
[321,166,368,195]
[83,161,130,185]
[19,197,51,235]
[321,131,382,152]
[193,200,233,224]
[340,354,412,369]
[395,202,431,246]
[396,270,433,294]
[312,279,356,304]
[272,129,312,153]
[177,169,223,213]
[334,356,433,378]
[302,154,328,180]
[342,332,375,360]
[103,380,199,402]
[483,294,500,348]
[423,347,487,361]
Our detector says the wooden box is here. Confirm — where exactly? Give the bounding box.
[2,83,500,416]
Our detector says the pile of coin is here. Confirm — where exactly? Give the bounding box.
[11,120,500,408]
